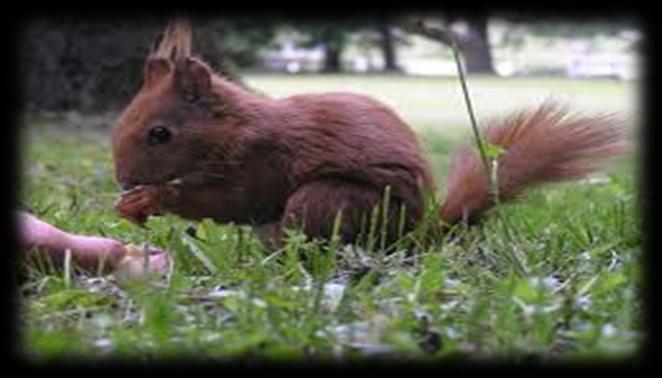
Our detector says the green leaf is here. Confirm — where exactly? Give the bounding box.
[477,135,506,159]
[181,234,218,274]
[598,272,627,293]
[41,290,114,310]
[513,279,538,302]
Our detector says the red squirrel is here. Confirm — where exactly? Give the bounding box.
[113,19,627,249]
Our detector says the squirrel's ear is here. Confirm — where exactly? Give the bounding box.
[175,57,212,103]
[143,57,173,89]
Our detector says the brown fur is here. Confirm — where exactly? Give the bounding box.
[112,20,628,247]
[440,103,629,225]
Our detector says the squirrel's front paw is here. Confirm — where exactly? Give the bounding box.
[115,186,166,226]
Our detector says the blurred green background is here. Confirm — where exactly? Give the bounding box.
[19,14,640,115]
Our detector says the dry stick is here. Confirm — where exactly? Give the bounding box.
[430,23,528,278]
[64,249,72,289]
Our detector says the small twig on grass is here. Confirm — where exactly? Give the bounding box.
[64,249,72,289]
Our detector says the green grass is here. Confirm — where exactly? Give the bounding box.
[18,75,642,362]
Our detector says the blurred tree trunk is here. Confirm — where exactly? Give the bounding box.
[321,29,345,73]
[460,16,495,74]
[323,45,342,72]
[411,15,496,75]
[377,18,400,72]
[19,19,152,113]
[19,18,244,114]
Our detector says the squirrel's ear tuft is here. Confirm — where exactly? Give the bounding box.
[175,57,212,103]
[143,17,194,91]
[146,18,212,104]
[150,17,192,63]
[143,57,173,89]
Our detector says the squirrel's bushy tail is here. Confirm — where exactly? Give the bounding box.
[440,102,629,225]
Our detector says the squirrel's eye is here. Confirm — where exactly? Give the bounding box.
[147,126,172,146]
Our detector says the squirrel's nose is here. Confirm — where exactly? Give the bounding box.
[119,181,135,191]
[116,174,138,191]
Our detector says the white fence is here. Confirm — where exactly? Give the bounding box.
[261,42,639,80]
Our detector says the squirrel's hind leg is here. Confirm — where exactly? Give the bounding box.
[263,179,413,250]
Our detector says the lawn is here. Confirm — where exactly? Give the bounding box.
[245,74,638,136]
[18,75,642,362]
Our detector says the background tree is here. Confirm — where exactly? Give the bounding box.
[409,13,496,75]
[199,17,278,76]
[19,18,159,113]
[19,17,273,113]
[376,16,401,72]
[292,19,369,73]
[319,27,345,73]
